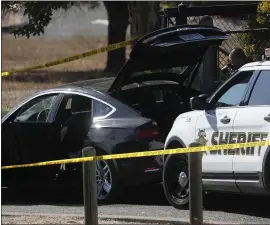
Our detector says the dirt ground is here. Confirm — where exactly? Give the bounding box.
[1,215,161,224]
[1,34,131,111]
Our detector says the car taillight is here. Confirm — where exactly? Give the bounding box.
[137,128,159,139]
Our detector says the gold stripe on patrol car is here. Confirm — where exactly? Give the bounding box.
[2,141,270,170]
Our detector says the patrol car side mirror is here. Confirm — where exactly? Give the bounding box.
[190,94,209,111]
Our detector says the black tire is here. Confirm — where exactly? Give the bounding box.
[94,148,120,205]
[163,153,190,209]
[263,152,270,192]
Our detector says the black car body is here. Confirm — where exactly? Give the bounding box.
[2,25,227,202]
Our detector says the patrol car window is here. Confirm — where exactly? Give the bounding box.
[248,70,270,106]
[214,71,253,108]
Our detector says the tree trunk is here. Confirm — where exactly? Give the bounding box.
[104,1,129,75]
[128,1,161,44]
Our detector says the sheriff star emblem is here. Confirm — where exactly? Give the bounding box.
[195,129,208,146]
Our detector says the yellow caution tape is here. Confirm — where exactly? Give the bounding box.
[2,141,270,170]
[1,37,138,77]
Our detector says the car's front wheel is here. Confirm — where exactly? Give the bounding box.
[163,154,189,209]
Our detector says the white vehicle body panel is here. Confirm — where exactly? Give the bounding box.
[165,60,270,195]
[196,108,240,192]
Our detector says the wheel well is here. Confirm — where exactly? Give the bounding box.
[94,146,119,172]
[263,149,270,190]
[164,140,184,161]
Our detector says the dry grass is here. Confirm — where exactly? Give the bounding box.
[1,34,131,111]
[2,35,108,72]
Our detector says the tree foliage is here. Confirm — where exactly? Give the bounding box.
[1,1,99,38]
[238,1,270,60]
[2,1,131,73]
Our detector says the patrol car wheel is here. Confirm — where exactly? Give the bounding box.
[264,152,270,191]
[163,154,189,209]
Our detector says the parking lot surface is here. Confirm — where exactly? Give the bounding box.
[2,184,270,224]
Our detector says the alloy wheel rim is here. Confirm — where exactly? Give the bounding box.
[96,160,112,200]
[176,170,189,199]
[167,161,189,202]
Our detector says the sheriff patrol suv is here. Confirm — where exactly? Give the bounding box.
[163,50,270,209]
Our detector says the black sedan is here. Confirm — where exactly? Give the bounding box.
[2,25,227,203]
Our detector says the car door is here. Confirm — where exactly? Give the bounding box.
[196,70,255,192]
[2,117,22,187]
[53,93,93,163]
[10,93,62,183]
[233,70,270,193]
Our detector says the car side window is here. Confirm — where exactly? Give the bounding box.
[248,70,270,106]
[15,94,58,123]
[54,94,93,126]
[213,71,254,108]
[93,100,113,118]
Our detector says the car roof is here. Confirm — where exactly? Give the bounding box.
[45,78,116,104]
[53,77,180,93]
[55,77,114,92]
[239,60,270,71]
[1,77,135,123]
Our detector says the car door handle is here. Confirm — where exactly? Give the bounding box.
[264,114,270,122]
[220,116,231,124]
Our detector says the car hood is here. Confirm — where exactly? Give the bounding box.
[108,24,227,92]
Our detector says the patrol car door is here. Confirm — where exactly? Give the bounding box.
[196,70,254,192]
[233,70,270,193]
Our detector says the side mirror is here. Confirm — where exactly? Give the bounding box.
[190,94,209,111]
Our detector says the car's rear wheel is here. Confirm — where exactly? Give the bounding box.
[94,149,120,204]
[163,154,189,209]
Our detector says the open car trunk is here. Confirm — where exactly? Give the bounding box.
[112,80,204,139]
[108,25,228,138]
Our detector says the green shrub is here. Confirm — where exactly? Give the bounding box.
[238,1,270,60]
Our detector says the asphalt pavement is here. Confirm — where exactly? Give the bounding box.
[2,184,270,224]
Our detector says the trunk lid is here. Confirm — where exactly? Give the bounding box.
[108,24,228,93]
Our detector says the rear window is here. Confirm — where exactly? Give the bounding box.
[93,100,113,118]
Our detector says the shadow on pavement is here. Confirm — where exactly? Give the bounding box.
[3,184,169,207]
[204,192,270,218]
[3,185,270,219]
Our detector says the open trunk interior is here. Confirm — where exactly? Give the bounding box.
[110,82,203,139]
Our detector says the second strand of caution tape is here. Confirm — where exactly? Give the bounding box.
[1,37,137,77]
[2,140,270,170]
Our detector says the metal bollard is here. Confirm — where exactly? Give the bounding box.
[188,143,203,225]
[82,147,98,225]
